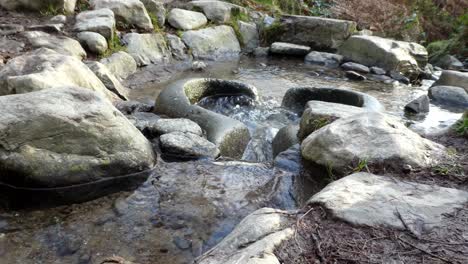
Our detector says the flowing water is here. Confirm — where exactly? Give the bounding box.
[0,57,463,264]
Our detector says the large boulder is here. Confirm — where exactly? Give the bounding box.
[22,31,86,59]
[187,0,247,23]
[0,87,155,200]
[338,35,428,79]
[432,70,468,92]
[122,33,171,66]
[168,8,207,30]
[0,0,76,13]
[77,31,108,55]
[301,112,445,174]
[196,208,295,264]
[268,15,356,51]
[182,25,241,61]
[90,0,153,31]
[74,8,116,40]
[154,78,258,158]
[99,51,137,80]
[309,172,468,232]
[237,21,259,53]
[0,48,117,101]
[429,85,468,107]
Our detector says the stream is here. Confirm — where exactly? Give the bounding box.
[0,57,463,264]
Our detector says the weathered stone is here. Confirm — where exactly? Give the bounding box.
[270,42,310,56]
[370,66,386,75]
[140,0,165,26]
[432,70,468,92]
[238,21,259,53]
[270,15,356,51]
[339,35,428,80]
[429,86,468,107]
[122,33,171,66]
[192,61,207,71]
[404,95,430,113]
[345,70,366,81]
[305,51,343,67]
[272,124,299,158]
[168,8,207,30]
[50,15,67,24]
[74,8,116,40]
[0,87,155,191]
[341,62,370,73]
[22,31,86,59]
[188,0,247,23]
[0,0,76,13]
[153,118,203,136]
[0,48,117,101]
[166,34,190,61]
[126,112,161,134]
[85,61,129,100]
[116,100,153,114]
[160,132,220,158]
[77,31,108,55]
[301,112,445,174]
[182,25,241,61]
[100,51,137,80]
[91,0,153,30]
[309,172,468,232]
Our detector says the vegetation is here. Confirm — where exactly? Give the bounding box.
[352,158,369,173]
[148,13,164,34]
[100,32,126,59]
[40,2,61,16]
[455,112,468,137]
[76,0,90,12]
[228,8,250,45]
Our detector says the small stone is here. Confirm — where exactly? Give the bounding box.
[116,100,153,114]
[153,118,203,136]
[160,132,220,158]
[192,61,207,71]
[370,66,386,75]
[404,95,430,113]
[270,42,311,56]
[389,70,410,84]
[77,31,108,55]
[50,15,67,24]
[345,70,366,81]
[168,8,207,30]
[173,236,191,250]
[341,62,370,73]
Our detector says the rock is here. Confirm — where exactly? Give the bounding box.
[355,29,373,36]
[173,236,191,250]
[50,15,67,24]
[272,124,299,158]
[90,0,153,31]
[0,48,117,101]
[432,70,468,92]
[0,0,76,13]
[160,132,220,158]
[389,70,410,84]
[298,100,366,141]
[85,61,129,100]
[254,47,269,57]
[0,87,155,193]
[341,62,370,73]
[192,61,207,71]
[152,118,203,136]
[196,208,294,264]
[182,25,241,61]
[433,54,464,70]
[370,66,386,75]
[22,31,86,60]
[367,74,394,83]
[404,95,430,113]
[155,78,258,158]
[345,71,366,81]
[282,87,384,115]
[26,24,64,33]
[304,51,343,67]
[269,15,356,51]
[126,112,160,133]
[0,24,24,35]
[116,100,153,114]
[237,21,259,53]
[166,34,189,61]
[339,35,428,80]
[270,42,310,56]
[140,0,165,27]
[74,8,116,40]
[100,51,137,80]
[77,31,108,55]
[309,172,468,232]
[301,112,445,174]
[122,33,171,66]
[168,8,207,30]
[0,38,25,54]
[428,86,468,107]
[188,0,247,23]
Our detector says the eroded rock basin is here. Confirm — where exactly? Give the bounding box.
[0,57,463,264]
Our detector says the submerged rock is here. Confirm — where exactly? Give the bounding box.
[123,33,171,66]
[160,132,220,158]
[91,0,153,31]
[404,95,430,113]
[304,51,343,67]
[429,86,468,107]
[22,31,86,60]
[74,8,116,40]
[309,172,468,232]
[168,8,207,30]
[270,42,310,56]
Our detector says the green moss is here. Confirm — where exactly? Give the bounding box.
[149,12,164,33]
[40,2,61,16]
[76,0,90,12]
[260,21,286,45]
[455,113,468,137]
[99,32,127,59]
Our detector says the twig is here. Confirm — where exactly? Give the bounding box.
[398,236,454,264]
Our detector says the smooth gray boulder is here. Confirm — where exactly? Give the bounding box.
[432,70,468,92]
[341,62,370,73]
[309,172,468,232]
[0,48,117,102]
[298,100,365,141]
[153,118,203,136]
[100,51,137,80]
[433,54,464,70]
[166,34,190,60]
[0,87,155,192]
[91,0,153,30]
[0,0,76,13]
[168,8,207,30]
[281,86,384,115]
[270,42,310,56]
[238,21,259,53]
[404,95,430,113]
[338,35,428,79]
[301,112,445,174]
[160,132,220,158]
[22,31,86,60]
[196,208,295,264]
[77,31,108,55]
[270,15,356,50]
[85,61,129,100]
[429,86,468,107]
[154,78,258,158]
[272,124,299,158]
[305,51,343,67]
[74,8,116,40]
[188,0,247,23]
[370,66,386,75]
[182,25,241,61]
[122,33,171,66]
